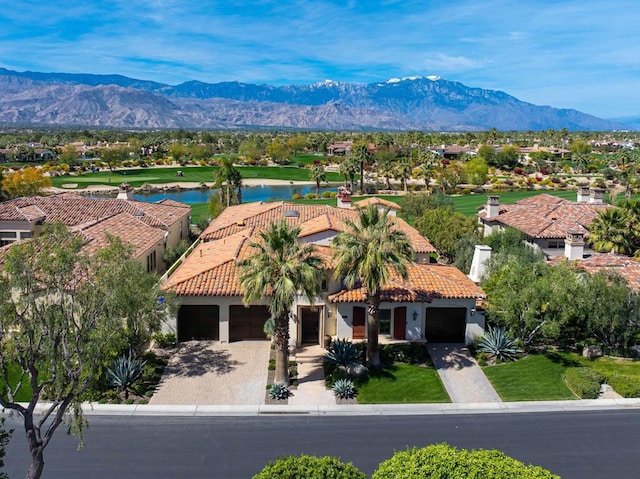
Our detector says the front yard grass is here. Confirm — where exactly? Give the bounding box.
[356,363,450,404]
[482,352,579,401]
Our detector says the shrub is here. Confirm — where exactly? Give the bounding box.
[253,454,366,479]
[107,351,146,400]
[606,374,640,398]
[324,339,364,376]
[332,378,356,399]
[322,191,337,198]
[292,193,303,200]
[268,383,289,400]
[152,332,177,349]
[304,193,317,199]
[564,367,603,399]
[372,443,559,479]
[476,326,522,362]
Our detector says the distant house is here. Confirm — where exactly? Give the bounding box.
[0,185,191,274]
[163,199,485,346]
[477,189,610,258]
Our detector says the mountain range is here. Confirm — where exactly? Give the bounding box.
[0,68,628,131]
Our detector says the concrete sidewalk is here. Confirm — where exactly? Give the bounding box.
[428,343,502,403]
[289,345,335,406]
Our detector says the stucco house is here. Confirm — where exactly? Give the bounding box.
[0,186,190,274]
[162,199,485,347]
[477,188,610,258]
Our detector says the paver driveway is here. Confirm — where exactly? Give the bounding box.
[149,340,270,405]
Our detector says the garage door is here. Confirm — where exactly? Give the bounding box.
[425,308,466,343]
[229,305,270,341]
[178,305,220,341]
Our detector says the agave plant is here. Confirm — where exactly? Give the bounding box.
[323,339,364,376]
[332,378,356,399]
[476,326,522,362]
[268,383,289,400]
[107,351,147,399]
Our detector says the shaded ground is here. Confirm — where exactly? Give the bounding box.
[149,340,270,405]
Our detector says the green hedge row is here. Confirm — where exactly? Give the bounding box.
[564,367,603,399]
[606,374,640,398]
[253,444,558,479]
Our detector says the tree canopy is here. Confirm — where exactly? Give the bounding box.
[0,224,173,479]
[1,166,52,198]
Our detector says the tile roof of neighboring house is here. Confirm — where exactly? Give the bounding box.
[77,212,167,258]
[164,201,457,298]
[479,193,609,239]
[550,253,640,291]
[328,263,485,303]
[0,194,189,229]
[353,197,401,210]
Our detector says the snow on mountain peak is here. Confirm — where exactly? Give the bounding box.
[427,75,441,81]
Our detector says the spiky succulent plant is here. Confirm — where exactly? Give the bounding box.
[476,326,522,362]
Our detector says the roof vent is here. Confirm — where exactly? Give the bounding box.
[236,220,246,226]
[284,209,300,218]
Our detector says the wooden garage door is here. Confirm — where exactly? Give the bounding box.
[425,308,466,343]
[352,306,366,339]
[229,305,270,341]
[178,305,219,341]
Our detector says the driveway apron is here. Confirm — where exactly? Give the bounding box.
[149,341,270,405]
[428,344,502,403]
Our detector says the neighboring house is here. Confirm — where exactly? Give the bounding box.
[0,185,191,273]
[477,188,610,257]
[162,199,485,347]
[353,197,401,216]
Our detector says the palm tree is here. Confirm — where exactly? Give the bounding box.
[332,205,414,366]
[309,163,327,196]
[214,158,242,206]
[238,221,324,385]
[588,208,634,255]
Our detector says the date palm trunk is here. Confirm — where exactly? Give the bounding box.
[273,311,290,385]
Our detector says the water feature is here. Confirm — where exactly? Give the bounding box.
[133,184,337,204]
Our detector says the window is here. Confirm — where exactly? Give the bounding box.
[321,279,328,292]
[547,240,565,249]
[147,251,156,273]
[379,309,391,335]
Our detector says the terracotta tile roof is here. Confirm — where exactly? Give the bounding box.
[0,194,189,230]
[550,253,640,291]
[354,197,401,210]
[328,263,485,303]
[78,212,166,259]
[164,201,442,297]
[480,194,609,239]
[200,201,436,253]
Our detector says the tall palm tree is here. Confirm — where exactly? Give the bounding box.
[309,163,327,196]
[238,221,324,385]
[332,205,414,366]
[588,208,634,255]
[214,158,242,206]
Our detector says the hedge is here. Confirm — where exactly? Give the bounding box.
[253,454,366,479]
[564,367,603,399]
[372,443,559,479]
[606,374,640,398]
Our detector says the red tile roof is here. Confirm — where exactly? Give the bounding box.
[550,253,640,291]
[328,263,485,303]
[480,193,609,239]
[163,202,479,302]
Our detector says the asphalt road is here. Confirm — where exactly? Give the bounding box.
[3,410,640,478]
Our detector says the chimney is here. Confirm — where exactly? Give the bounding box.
[589,188,604,204]
[117,182,134,200]
[468,245,492,283]
[486,195,500,218]
[577,186,590,203]
[337,187,352,209]
[564,230,585,260]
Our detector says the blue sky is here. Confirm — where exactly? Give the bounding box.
[1,0,638,119]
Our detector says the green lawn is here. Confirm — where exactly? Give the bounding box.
[482,352,579,401]
[356,363,450,404]
[50,165,343,189]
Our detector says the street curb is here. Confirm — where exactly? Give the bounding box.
[9,398,640,417]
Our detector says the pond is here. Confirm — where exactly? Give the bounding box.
[133,184,337,204]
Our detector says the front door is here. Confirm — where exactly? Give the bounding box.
[301,307,320,344]
[353,306,366,339]
[393,307,406,340]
